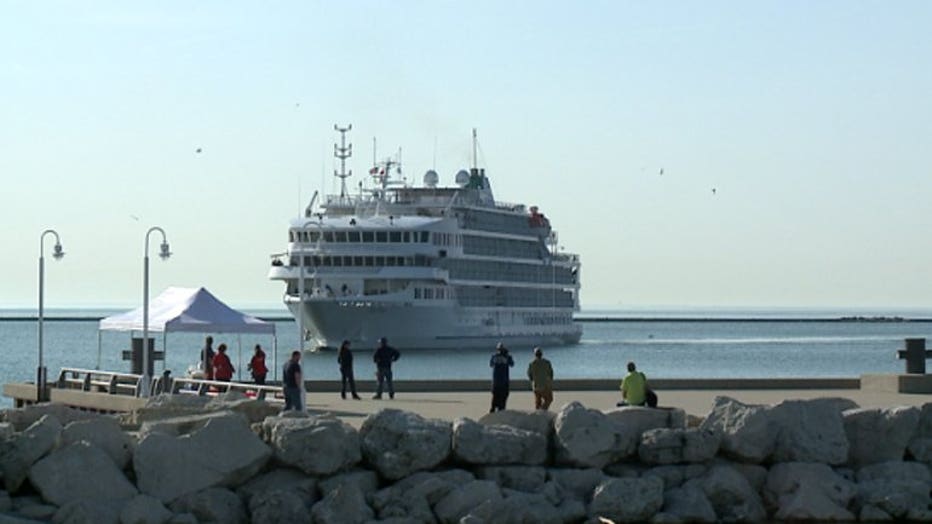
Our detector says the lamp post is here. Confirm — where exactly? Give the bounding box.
[37,230,65,403]
[296,220,321,353]
[141,226,171,397]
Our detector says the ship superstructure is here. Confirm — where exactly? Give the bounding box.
[269,127,581,349]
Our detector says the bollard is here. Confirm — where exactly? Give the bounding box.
[896,338,931,374]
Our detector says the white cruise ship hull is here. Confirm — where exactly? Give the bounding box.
[288,300,581,350]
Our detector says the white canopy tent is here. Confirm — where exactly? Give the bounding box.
[98,287,277,381]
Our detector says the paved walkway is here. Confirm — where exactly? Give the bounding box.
[304,388,932,428]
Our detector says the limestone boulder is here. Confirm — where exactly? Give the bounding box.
[856,478,931,519]
[61,416,134,470]
[699,396,774,463]
[844,406,919,466]
[764,462,856,521]
[553,402,637,467]
[204,396,280,424]
[139,410,241,439]
[52,498,124,524]
[235,467,317,507]
[119,494,173,524]
[769,398,850,465]
[370,469,474,522]
[0,414,62,492]
[0,403,97,432]
[132,394,211,423]
[589,476,664,523]
[639,428,720,465]
[476,465,547,492]
[29,441,137,507]
[662,484,717,523]
[310,483,374,524]
[907,402,932,463]
[133,412,271,503]
[687,465,766,522]
[856,460,931,483]
[248,489,309,524]
[317,469,379,498]
[260,415,360,476]
[359,409,452,480]
[168,487,247,524]
[478,409,554,440]
[452,417,547,465]
[464,490,562,524]
[433,479,502,524]
[606,405,687,434]
[546,467,607,503]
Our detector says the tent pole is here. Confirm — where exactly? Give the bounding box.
[96,331,102,370]
[273,336,278,382]
[237,336,242,382]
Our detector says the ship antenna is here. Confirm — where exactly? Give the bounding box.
[333,124,353,200]
[471,128,478,170]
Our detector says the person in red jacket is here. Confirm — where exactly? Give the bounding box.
[248,344,268,385]
[212,343,235,381]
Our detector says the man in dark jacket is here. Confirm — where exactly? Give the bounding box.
[489,342,514,412]
[372,337,400,399]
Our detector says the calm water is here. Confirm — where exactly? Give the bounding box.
[2,308,931,391]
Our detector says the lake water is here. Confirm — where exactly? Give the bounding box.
[2,308,930,390]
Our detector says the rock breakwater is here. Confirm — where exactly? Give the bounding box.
[0,393,929,523]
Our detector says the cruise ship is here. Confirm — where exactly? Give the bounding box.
[268,127,581,350]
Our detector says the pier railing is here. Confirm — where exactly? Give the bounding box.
[168,377,284,402]
[56,368,146,396]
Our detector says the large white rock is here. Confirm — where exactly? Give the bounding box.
[769,398,851,465]
[687,465,766,522]
[370,469,473,522]
[248,489,309,524]
[452,417,548,465]
[29,441,137,506]
[546,467,608,503]
[359,409,452,480]
[554,402,637,468]
[465,490,562,524]
[699,397,774,463]
[662,484,717,523]
[0,414,62,492]
[856,460,931,483]
[639,428,720,465]
[168,487,247,524]
[119,494,173,524]
[476,465,547,492]
[764,462,856,521]
[132,395,211,424]
[204,396,280,424]
[133,412,271,503]
[52,498,124,524]
[260,415,361,475]
[856,479,931,519]
[0,403,97,432]
[138,410,241,439]
[61,416,134,470]
[907,402,932,463]
[589,476,664,523]
[478,409,555,440]
[317,469,379,498]
[606,406,687,433]
[433,479,502,524]
[310,483,374,524]
[236,467,317,507]
[844,406,919,466]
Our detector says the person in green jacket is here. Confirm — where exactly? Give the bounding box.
[619,361,648,406]
[526,347,554,410]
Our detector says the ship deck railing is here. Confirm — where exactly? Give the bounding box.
[56,367,147,397]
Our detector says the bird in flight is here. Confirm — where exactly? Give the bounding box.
[195,148,202,154]
[659,168,664,176]
[711,188,717,195]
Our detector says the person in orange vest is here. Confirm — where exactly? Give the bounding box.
[212,343,235,381]
[248,344,268,385]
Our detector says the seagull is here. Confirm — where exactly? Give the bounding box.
[711,188,717,195]
[659,168,664,176]
[129,214,140,222]
[195,148,202,154]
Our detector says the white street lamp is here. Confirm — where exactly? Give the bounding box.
[37,230,64,403]
[296,220,322,352]
[141,226,171,397]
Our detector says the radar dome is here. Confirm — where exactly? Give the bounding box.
[455,169,470,187]
[423,170,439,188]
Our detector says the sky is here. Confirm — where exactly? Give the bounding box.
[2,1,931,310]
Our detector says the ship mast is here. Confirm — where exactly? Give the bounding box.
[472,128,478,170]
[333,124,353,200]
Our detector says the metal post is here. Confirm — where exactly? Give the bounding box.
[142,226,171,398]
[37,229,64,403]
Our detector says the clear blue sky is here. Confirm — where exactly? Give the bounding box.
[2,1,931,310]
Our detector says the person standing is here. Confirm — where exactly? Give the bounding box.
[489,342,514,412]
[282,350,303,411]
[248,344,268,385]
[212,343,234,381]
[337,340,361,400]
[619,361,649,407]
[526,347,554,410]
[372,337,400,399]
[200,336,215,380]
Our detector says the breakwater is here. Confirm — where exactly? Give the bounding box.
[0,393,930,522]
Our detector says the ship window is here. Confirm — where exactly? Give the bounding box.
[375,256,385,266]
[402,232,410,242]
[312,256,321,266]
[308,231,320,242]
[420,232,430,243]
[349,231,361,242]
[323,232,334,242]
[364,257,374,267]
[321,257,331,267]
[390,232,402,242]
[425,288,434,299]
[332,256,343,267]
[289,231,295,242]
[376,231,388,243]
[397,257,405,266]
[353,256,363,266]
[362,231,374,242]
[334,232,347,242]
[414,288,421,299]
[303,256,312,267]
[386,257,396,266]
